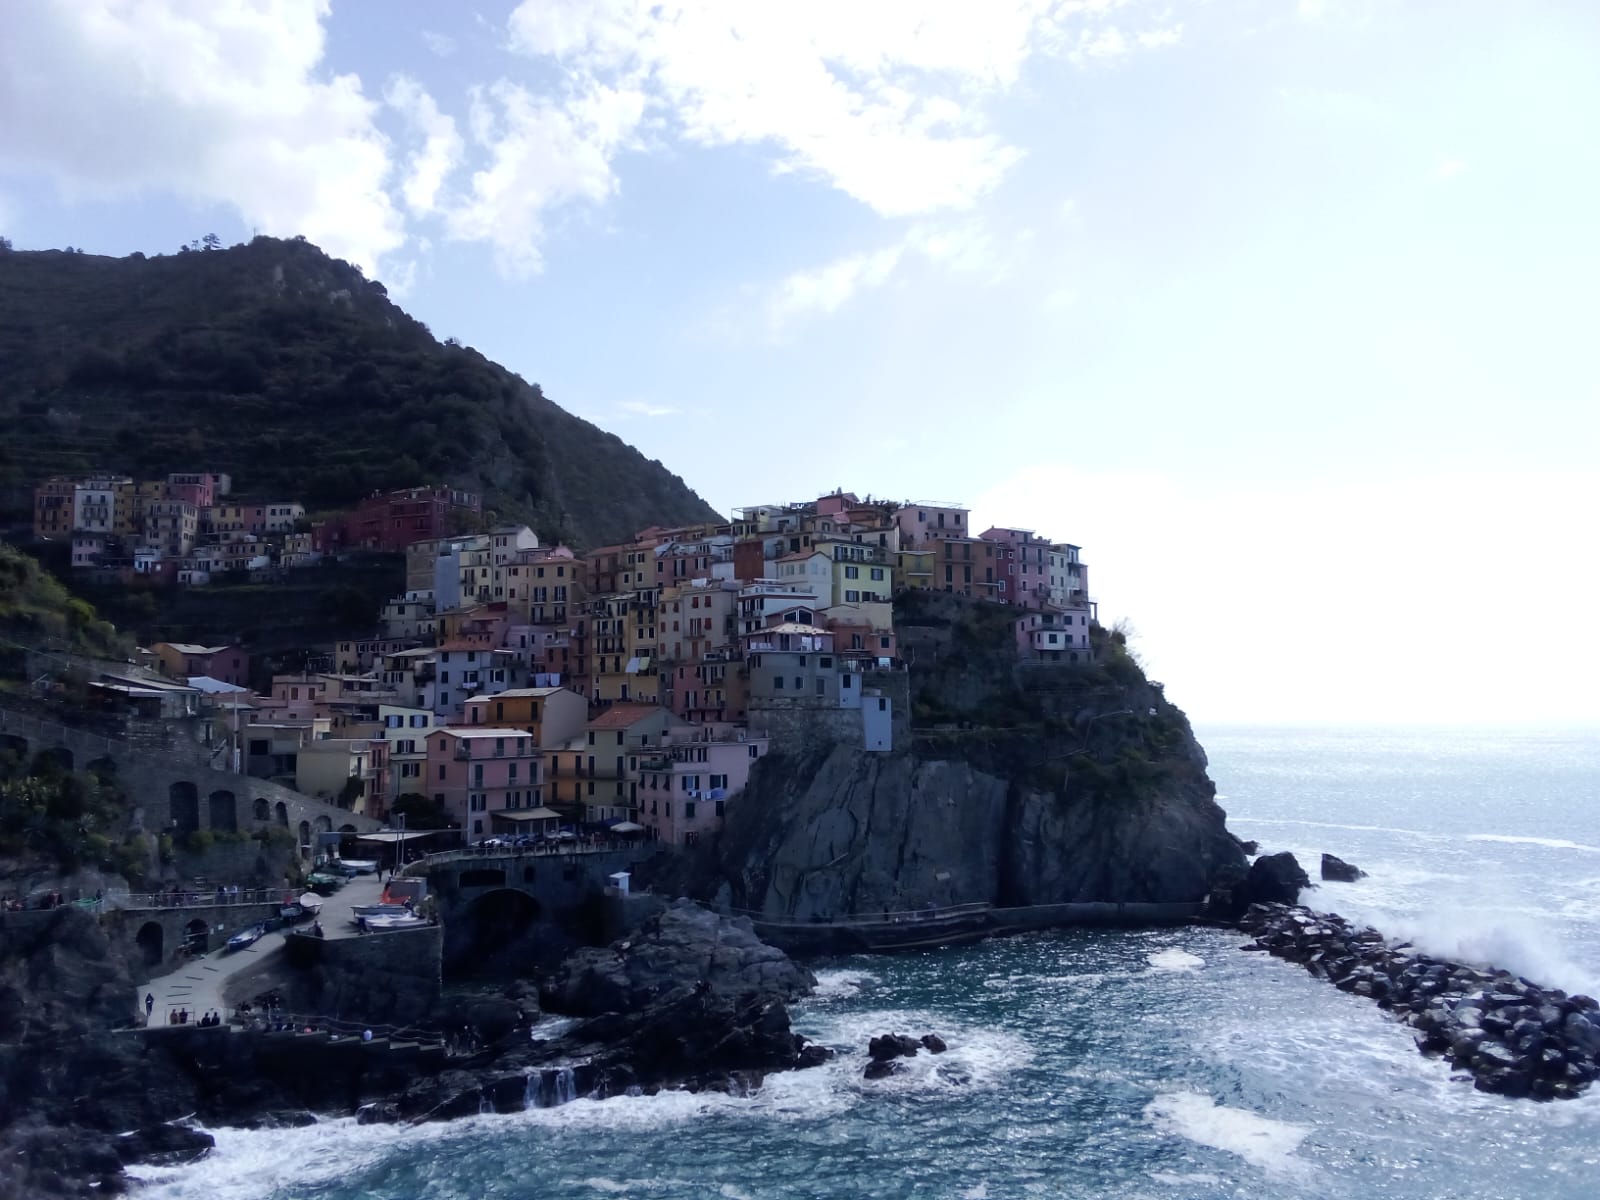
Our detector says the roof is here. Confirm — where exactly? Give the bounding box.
[775,550,826,563]
[157,642,235,655]
[465,687,570,701]
[752,622,830,636]
[436,726,538,740]
[186,676,250,694]
[587,704,670,730]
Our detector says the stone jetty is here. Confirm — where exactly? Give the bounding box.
[1240,902,1600,1100]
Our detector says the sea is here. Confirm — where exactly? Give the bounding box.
[136,726,1600,1200]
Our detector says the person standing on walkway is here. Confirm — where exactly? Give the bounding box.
[144,993,154,1019]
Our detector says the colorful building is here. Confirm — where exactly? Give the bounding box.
[425,727,545,840]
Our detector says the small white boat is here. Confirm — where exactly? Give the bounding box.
[352,903,412,918]
[336,858,380,876]
[298,892,324,913]
[361,913,428,931]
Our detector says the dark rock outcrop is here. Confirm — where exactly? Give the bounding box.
[1240,903,1598,1100]
[1320,853,1366,882]
[541,900,816,1015]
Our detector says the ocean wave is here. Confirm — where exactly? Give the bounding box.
[1145,1092,1311,1175]
[1466,834,1600,854]
[809,968,879,1002]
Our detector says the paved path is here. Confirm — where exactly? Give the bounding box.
[140,872,389,1026]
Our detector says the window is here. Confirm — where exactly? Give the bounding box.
[878,698,888,711]
[685,801,696,819]
[710,774,728,789]
[437,764,446,780]
[816,679,825,697]
[870,568,884,581]
[749,745,759,758]
[715,800,726,817]
[844,565,859,579]
[774,675,784,689]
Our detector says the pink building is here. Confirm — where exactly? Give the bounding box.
[895,502,970,549]
[981,527,1054,610]
[638,730,769,845]
[425,727,545,840]
[1014,609,1093,662]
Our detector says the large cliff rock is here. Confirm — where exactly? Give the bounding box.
[701,596,1245,919]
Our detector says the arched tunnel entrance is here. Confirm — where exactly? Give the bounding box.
[443,889,550,978]
[136,921,164,968]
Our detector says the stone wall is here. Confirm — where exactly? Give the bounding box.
[102,901,284,985]
[257,925,444,1026]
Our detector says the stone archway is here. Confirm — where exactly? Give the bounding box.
[136,921,164,968]
[253,797,270,822]
[208,790,237,832]
[314,815,332,834]
[275,801,289,827]
[0,734,27,780]
[339,823,356,834]
[169,782,199,834]
[32,746,73,776]
[444,889,543,977]
[297,820,311,852]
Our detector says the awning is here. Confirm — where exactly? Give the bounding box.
[491,807,563,823]
[611,821,645,833]
[356,830,441,843]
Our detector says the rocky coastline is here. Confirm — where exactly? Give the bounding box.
[1233,862,1599,1101]
[0,901,828,1198]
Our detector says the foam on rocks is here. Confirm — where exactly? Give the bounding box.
[1239,902,1600,1100]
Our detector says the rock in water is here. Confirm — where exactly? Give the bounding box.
[1320,853,1367,882]
[920,1033,948,1053]
[868,1034,922,1062]
[542,899,816,1015]
[1242,852,1311,906]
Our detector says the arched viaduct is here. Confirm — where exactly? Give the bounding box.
[0,708,380,851]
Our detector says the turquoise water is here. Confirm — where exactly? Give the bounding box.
[138,727,1600,1199]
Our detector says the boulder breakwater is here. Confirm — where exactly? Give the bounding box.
[1239,902,1600,1100]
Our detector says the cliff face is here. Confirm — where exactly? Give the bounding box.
[703,594,1244,918]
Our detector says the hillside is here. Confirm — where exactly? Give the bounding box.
[0,542,127,676]
[0,238,718,547]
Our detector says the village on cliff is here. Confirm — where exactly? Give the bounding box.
[27,474,1096,849]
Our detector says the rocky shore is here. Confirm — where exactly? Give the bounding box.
[1240,901,1600,1099]
[0,901,828,1198]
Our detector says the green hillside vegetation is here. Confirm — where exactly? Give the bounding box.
[0,542,127,673]
[0,237,717,547]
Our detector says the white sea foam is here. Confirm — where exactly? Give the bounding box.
[1146,949,1205,973]
[1149,1170,1222,1186]
[810,968,878,1001]
[959,1184,990,1199]
[1466,834,1600,854]
[1145,1093,1311,1175]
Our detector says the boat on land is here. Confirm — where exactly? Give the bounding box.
[225,924,265,952]
[355,912,429,931]
[351,903,413,919]
[306,872,345,896]
[335,858,380,876]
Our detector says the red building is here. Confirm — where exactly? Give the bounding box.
[316,486,482,553]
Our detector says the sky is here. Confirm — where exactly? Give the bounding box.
[2,0,1598,728]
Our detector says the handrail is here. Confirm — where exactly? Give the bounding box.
[109,890,290,911]
[403,840,651,874]
[720,901,994,929]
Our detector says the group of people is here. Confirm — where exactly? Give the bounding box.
[151,883,276,908]
[162,1006,224,1027]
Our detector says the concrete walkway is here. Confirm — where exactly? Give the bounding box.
[140,872,389,1026]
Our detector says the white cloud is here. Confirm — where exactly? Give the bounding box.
[619,400,679,417]
[763,217,1020,330]
[0,0,403,273]
[767,245,906,328]
[1435,157,1467,180]
[493,0,1177,256]
[384,75,464,216]
[421,30,457,57]
[445,79,641,276]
